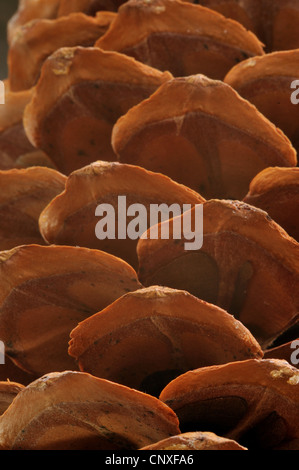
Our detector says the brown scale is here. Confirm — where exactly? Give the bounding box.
[68,285,263,397]
[196,0,299,52]
[224,50,299,155]
[0,371,180,450]
[243,167,299,243]
[8,12,116,92]
[23,46,172,174]
[96,0,264,80]
[0,245,141,376]
[140,431,247,450]
[137,199,299,348]
[0,86,54,170]
[159,359,299,450]
[7,0,120,45]
[38,161,204,269]
[112,75,297,200]
[0,167,66,251]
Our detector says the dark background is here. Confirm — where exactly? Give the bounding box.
[0,0,19,79]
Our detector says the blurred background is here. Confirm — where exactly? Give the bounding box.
[0,0,19,79]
